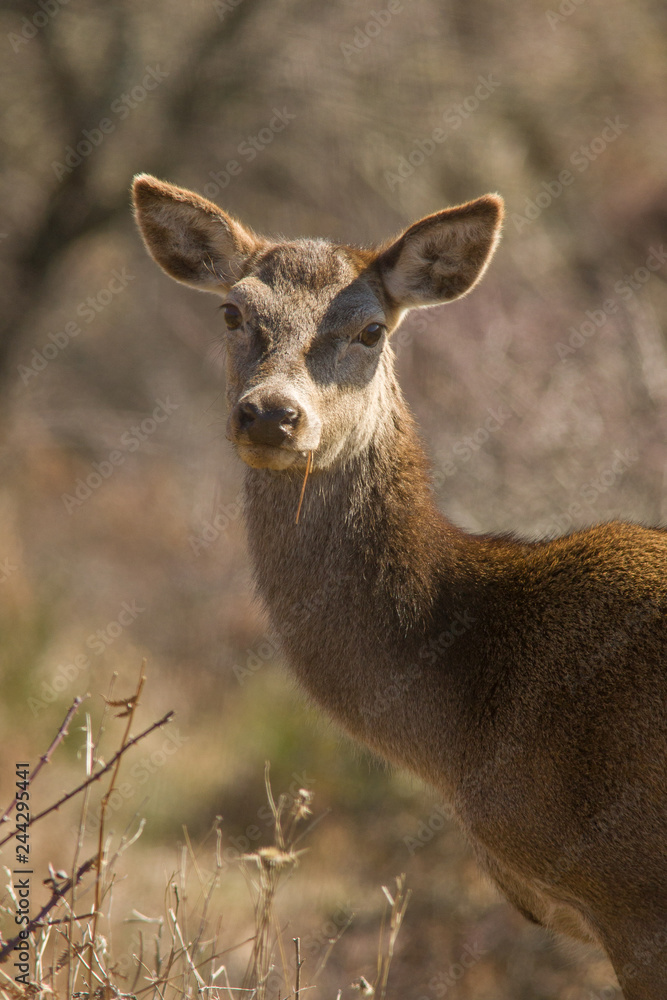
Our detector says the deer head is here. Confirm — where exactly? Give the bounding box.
[132,175,503,472]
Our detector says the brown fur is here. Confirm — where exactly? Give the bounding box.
[133,174,667,999]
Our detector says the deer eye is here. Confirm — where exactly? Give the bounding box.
[358,322,385,347]
[222,303,243,330]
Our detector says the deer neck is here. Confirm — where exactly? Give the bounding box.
[242,383,484,789]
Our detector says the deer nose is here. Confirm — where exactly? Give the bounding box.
[235,400,302,447]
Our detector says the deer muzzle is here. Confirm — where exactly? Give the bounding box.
[228,393,321,469]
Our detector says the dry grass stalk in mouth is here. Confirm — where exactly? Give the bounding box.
[295,450,313,525]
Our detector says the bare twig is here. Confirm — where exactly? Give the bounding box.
[0,696,86,827]
[0,857,96,963]
[43,912,97,925]
[294,937,302,1000]
[0,710,174,848]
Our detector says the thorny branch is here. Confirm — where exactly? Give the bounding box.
[0,710,174,849]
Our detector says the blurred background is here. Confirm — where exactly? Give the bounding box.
[0,0,666,996]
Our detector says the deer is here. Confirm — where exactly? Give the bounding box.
[132,173,667,999]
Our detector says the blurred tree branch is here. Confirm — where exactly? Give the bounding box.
[0,0,280,390]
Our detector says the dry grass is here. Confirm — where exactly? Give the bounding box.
[0,682,411,1000]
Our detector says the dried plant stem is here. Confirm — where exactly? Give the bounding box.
[76,678,116,997]
[295,450,313,524]
[264,760,282,847]
[68,710,94,1000]
[89,663,147,989]
[240,765,312,1000]
[243,860,278,999]
[375,875,411,1000]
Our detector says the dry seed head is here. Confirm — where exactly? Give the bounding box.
[294,788,313,820]
[242,846,299,869]
[351,975,375,996]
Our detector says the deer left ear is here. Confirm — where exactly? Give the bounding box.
[376,194,504,307]
[132,174,265,292]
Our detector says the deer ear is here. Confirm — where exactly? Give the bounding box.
[376,195,503,307]
[132,174,265,292]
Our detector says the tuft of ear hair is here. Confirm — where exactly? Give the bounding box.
[376,194,504,307]
[132,174,265,291]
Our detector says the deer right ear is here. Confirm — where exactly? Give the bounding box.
[376,194,504,308]
[132,174,265,292]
